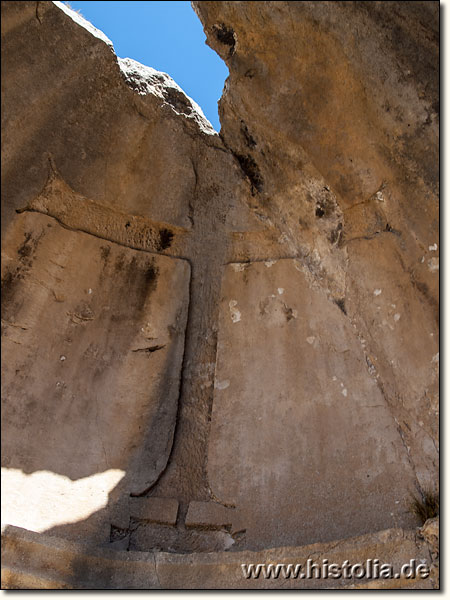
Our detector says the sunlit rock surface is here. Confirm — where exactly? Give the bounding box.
[1,0,438,589]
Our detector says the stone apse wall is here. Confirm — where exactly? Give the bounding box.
[1,0,438,588]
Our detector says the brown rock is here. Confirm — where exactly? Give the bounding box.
[193,1,439,498]
[185,501,235,530]
[208,259,418,549]
[1,524,436,589]
[1,0,438,589]
[1,211,189,539]
[129,498,179,526]
[420,516,439,556]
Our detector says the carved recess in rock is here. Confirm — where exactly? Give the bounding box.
[23,165,186,257]
[209,260,419,549]
[1,213,190,510]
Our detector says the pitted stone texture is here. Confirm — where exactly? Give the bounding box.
[1,212,189,535]
[208,259,418,550]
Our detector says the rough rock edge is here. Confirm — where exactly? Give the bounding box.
[53,1,114,47]
[1,524,438,589]
[52,1,217,136]
[117,58,217,135]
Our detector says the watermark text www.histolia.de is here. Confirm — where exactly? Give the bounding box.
[241,558,430,580]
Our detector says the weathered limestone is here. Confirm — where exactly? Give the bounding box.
[193,0,439,495]
[1,0,261,551]
[128,498,179,526]
[208,259,418,549]
[1,211,189,537]
[185,501,236,530]
[1,0,438,589]
[419,517,439,558]
[1,524,438,589]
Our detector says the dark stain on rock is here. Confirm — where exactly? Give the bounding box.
[334,298,347,315]
[315,205,325,218]
[385,223,401,236]
[315,190,335,219]
[1,267,25,321]
[98,245,112,284]
[158,228,174,251]
[1,231,41,318]
[131,259,159,311]
[409,274,438,321]
[212,23,236,56]
[100,245,111,263]
[103,258,159,336]
[356,2,438,108]
[17,230,42,266]
[241,121,257,148]
[114,252,125,273]
[102,252,159,323]
[132,344,165,354]
[143,264,158,292]
[282,304,296,321]
[17,232,34,259]
[235,153,263,194]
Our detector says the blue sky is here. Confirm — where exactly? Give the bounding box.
[67,1,228,130]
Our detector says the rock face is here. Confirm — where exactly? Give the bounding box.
[210,259,419,549]
[2,211,190,520]
[1,0,438,589]
[194,0,439,493]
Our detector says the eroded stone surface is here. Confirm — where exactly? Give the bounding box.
[208,260,419,549]
[1,212,189,532]
[1,0,270,527]
[1,0,439,589]
[185,501,235,530]
[1,524,437,589]
[194,0,439,499]
[129,498,179,525]
[419,517,439,557]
